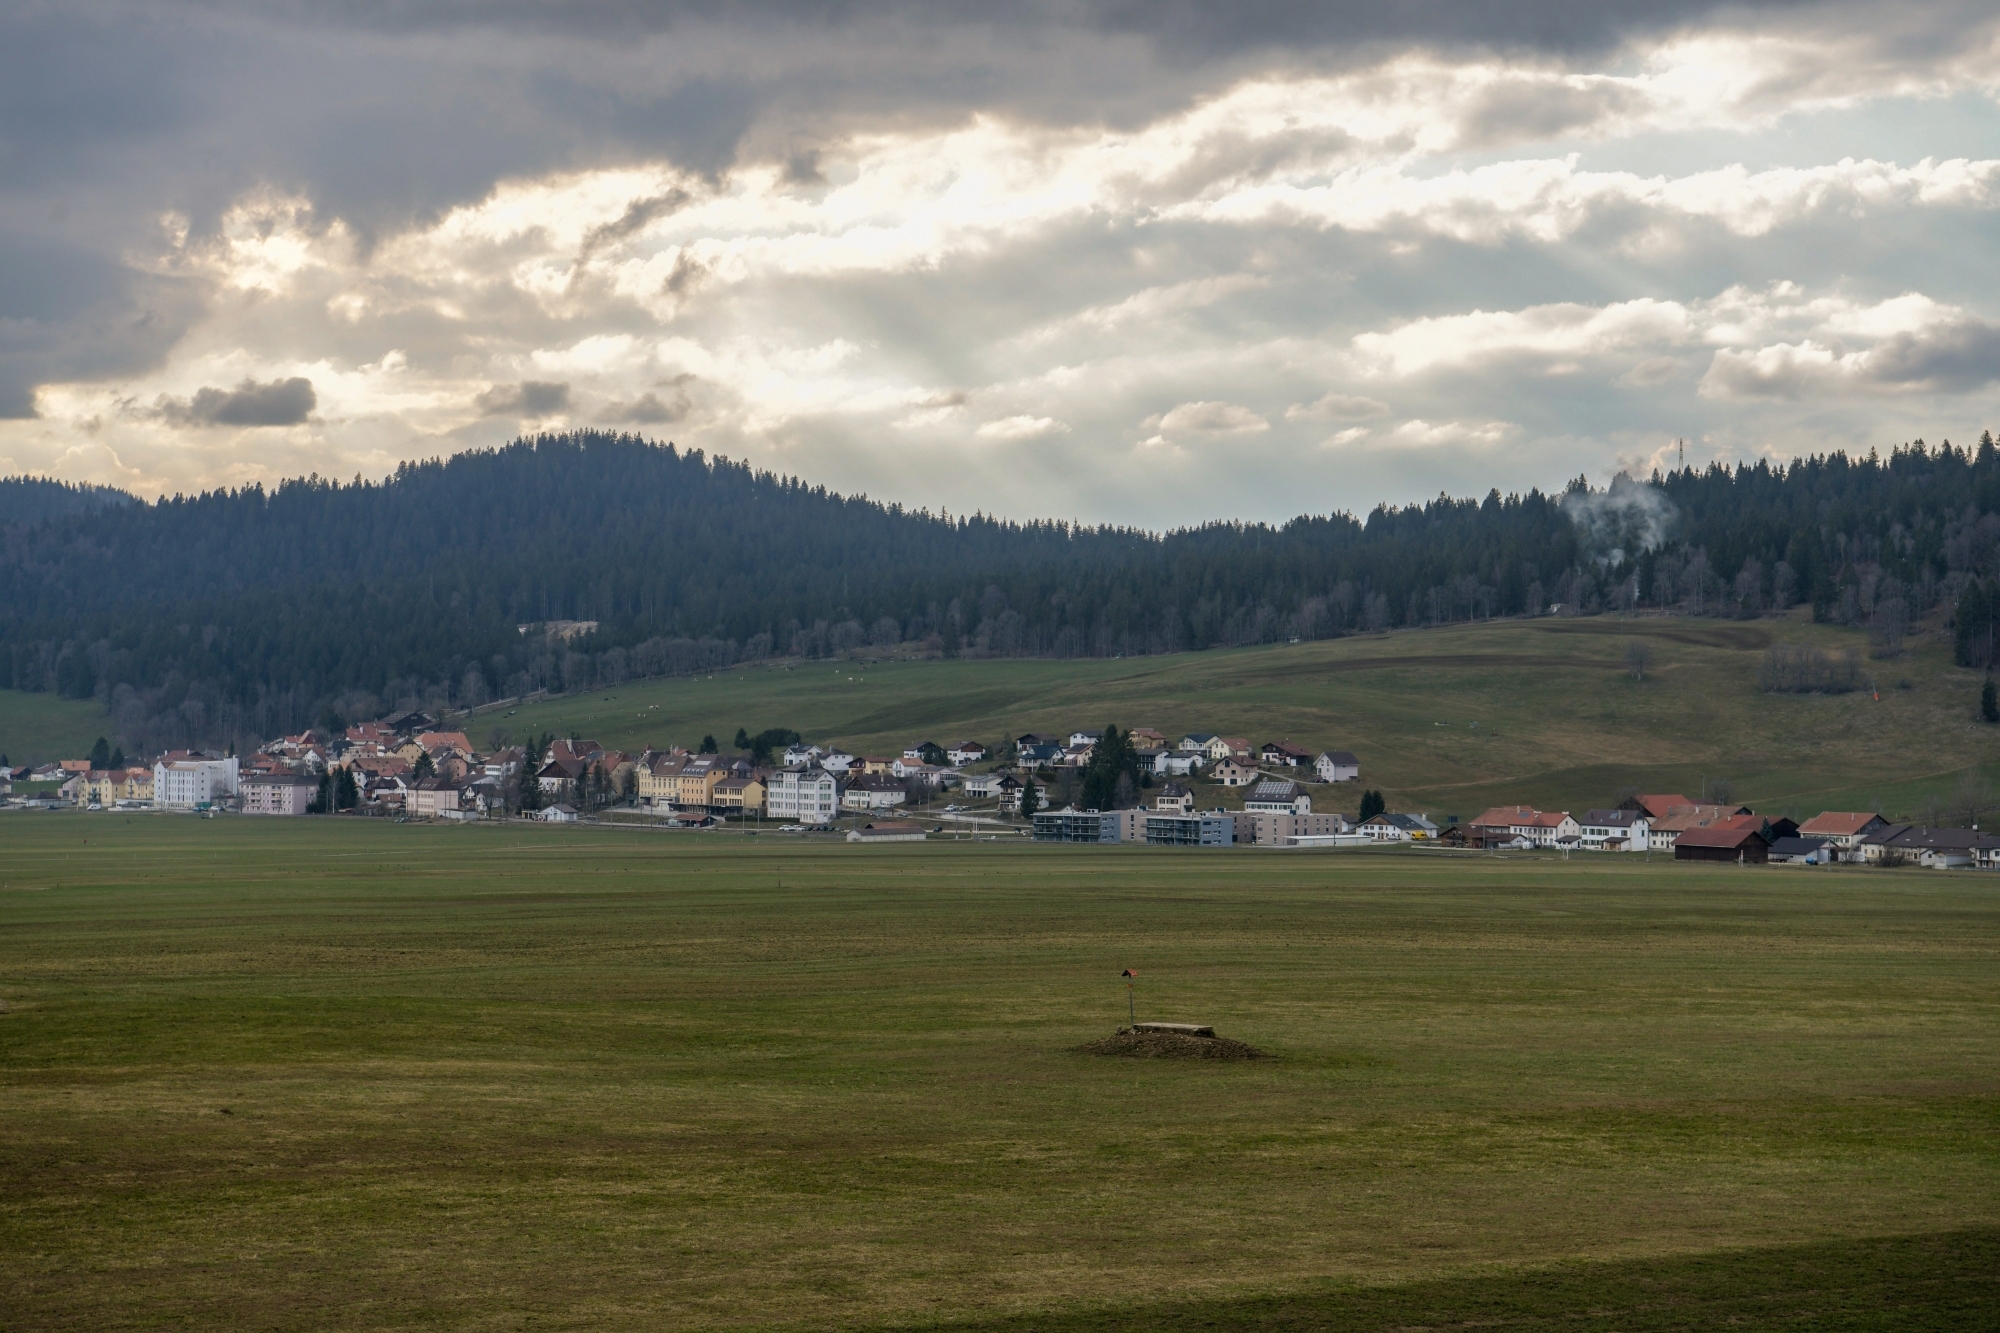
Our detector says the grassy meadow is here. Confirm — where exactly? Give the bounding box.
[0,686,118,769]
[2,815,1996,1330]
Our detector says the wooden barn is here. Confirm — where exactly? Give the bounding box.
[1673,824,1771,864]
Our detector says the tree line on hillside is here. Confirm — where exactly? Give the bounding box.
[0,476,135,526]
[3,429,1998,754]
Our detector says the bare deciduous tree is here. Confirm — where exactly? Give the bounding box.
[1950,770,1992,828]
[1624,639,1655,681]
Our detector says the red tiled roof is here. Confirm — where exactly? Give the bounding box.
[1798,811,1883,836]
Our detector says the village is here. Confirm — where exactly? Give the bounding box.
[2,715,1988,869]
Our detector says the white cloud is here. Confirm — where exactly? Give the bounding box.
[975,415,1069,440]
[1353,298,1696,377]
[1287,392,1389,421]
[1391,419,1517,447]
[1146,401,1269,435]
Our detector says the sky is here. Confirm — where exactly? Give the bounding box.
[3,1,1998,527]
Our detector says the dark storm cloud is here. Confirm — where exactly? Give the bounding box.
[476,381,572,417]
[157,377,317,427]
[0,235,205,419]
[600,375,696,425]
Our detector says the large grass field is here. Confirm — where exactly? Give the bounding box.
[2,816,1996,1330]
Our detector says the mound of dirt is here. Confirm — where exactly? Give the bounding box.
[1077,1028,1265,1060]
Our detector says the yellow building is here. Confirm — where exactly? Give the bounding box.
[638,753,685,807]
[711,775,767,815]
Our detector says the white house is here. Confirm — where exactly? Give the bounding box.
[1179,733,1217,754]
[946,740,989,766]
[781,744,826,768]
[153,755,239,808]
[842,775,909,811]
[1153,749,1204,777]
[902,741,941,760]
[820,749,856,774]
[891,757,950,783]
[1244,779,1311,815]
[1508,809,1581,848]
[1578,809,1650,851]
[1358,812,1437,842]
[1314,750,1360,783]
[538,803,578,823]
[1067,730,1102,749]
[769,767,841,825]
[961,773,1021,801]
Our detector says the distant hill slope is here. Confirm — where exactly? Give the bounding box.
[0,476,134,526]
[486,613,1994,824]
[2,429,1997,754]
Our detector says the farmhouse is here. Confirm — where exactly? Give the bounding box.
[1647,804,1754,850]
[1797,811,1889,859]
[1578,809,1650,852]
[1467,806,1580,849]
[1260,741,1312,767]
[842,773,909,811]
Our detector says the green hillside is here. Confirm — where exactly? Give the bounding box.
[489,612,1999,822]
[0,689,115,768]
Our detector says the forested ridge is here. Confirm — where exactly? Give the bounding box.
[3,429,1997,753]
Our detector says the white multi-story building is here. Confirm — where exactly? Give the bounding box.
[769,767,840,825]
[153,756,240,808]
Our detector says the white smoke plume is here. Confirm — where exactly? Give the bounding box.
[1562,472,1678,569]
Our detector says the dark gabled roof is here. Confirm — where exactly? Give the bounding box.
[1582,809,1642,827]
[1767,836,1829,857]
[1318,750,1358,765]
[1882,826,2000,850]
[1675,824,1769,850]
